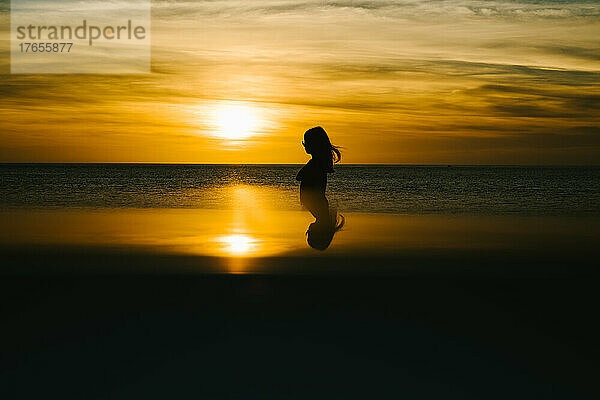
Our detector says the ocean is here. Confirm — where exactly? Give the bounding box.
[2,164,599,215]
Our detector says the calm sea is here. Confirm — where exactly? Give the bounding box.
[1,164,599,216]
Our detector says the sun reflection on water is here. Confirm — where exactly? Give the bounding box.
[213,234,260,257]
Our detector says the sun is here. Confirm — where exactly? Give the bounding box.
[214,104,259,140]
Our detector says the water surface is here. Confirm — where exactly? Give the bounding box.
[2,164,599,215]
[2,164,599,275]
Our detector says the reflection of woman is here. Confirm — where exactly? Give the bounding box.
[296,126,344,250]
[306,212,345,251]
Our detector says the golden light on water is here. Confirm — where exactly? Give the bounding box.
[214,234,260,257]
[214,104,259,140]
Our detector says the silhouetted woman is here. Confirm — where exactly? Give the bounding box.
[296,126,344,250]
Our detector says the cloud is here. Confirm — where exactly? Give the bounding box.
[539,45,600,62]
[469,84,600,118]
[149,0,600,20]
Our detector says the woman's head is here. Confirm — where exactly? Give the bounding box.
[303,126,341,172]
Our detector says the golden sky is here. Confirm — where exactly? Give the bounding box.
[1,0,599,164]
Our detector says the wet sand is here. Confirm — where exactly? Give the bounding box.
[1,208,599,276]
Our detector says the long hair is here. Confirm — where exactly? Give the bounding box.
[304,126,341,173]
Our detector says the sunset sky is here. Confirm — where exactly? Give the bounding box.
[1,0,599,164]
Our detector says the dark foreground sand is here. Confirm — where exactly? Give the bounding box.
[1,258,599,399]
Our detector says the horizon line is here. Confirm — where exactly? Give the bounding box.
[1,162,599,167]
